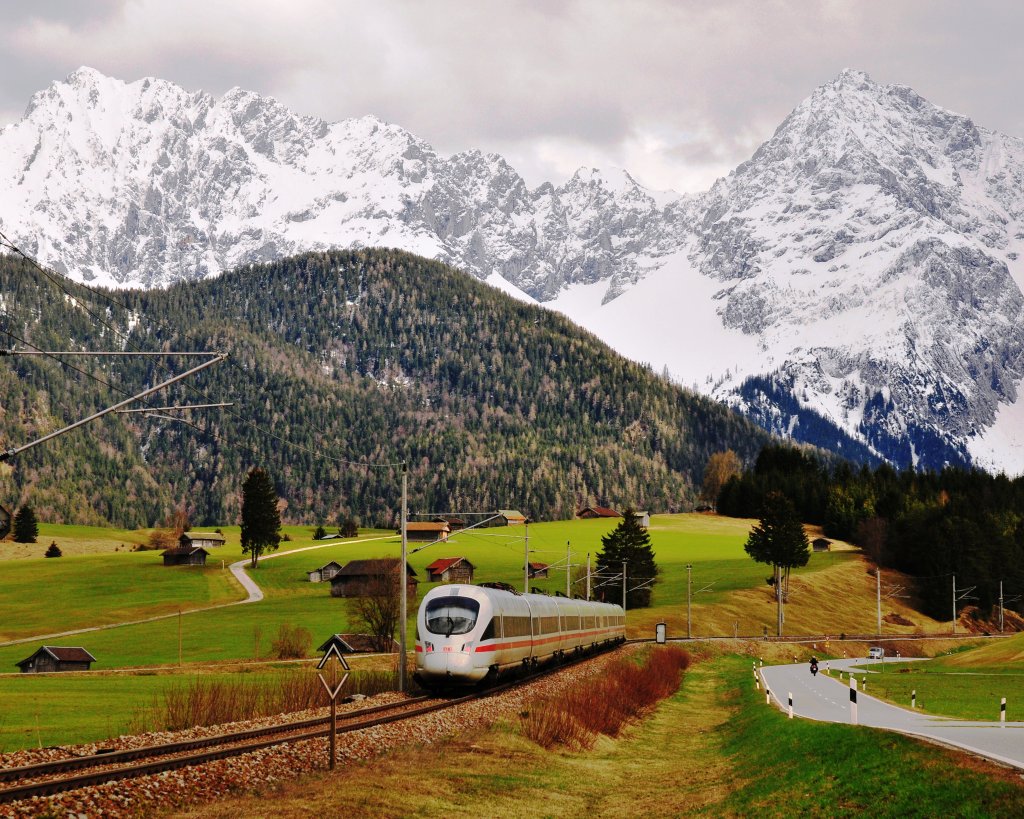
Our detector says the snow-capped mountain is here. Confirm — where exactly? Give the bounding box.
[1,67,1022,475]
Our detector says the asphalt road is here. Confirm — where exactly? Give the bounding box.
[760,658,1024,770]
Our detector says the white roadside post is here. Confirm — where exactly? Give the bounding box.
[850,676,858,725]
[1001,697,1007,726]
[912,689,916,709]
[788,692,794,719]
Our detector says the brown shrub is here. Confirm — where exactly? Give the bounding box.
[522,647,690,749]
[270,623,312,659]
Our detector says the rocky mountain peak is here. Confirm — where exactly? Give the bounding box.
[1,67,1023,474]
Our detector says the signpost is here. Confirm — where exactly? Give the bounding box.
[656,622,667,644]
[317,642,351,770]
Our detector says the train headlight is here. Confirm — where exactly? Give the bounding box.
[425,641,434,653]
[461,642,474,653]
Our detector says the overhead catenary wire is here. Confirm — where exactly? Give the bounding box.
[0,229,404,471]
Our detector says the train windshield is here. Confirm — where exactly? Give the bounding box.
[425,596,480,636]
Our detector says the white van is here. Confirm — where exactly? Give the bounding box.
[868,646,884,660]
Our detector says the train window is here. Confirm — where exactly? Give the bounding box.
[480,617,498,640]
[425,596,480,636]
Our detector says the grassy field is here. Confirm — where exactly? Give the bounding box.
[174,652,1024,818]
[0,659,391,753]
[0,514,942,672]
[853,632,1024,720]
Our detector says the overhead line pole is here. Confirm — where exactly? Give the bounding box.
[398,461,408,694]
[0,354,226,462]
[686,563,692,639]
[877,568,882,637]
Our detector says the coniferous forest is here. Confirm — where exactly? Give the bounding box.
[0,249,774,528]
[718,445,1024,620]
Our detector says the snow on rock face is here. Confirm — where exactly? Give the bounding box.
[691,68,1024,471]
[2,67,1023,474]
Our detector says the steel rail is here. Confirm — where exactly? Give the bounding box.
[0,695,432,786]
[0,643,622,806]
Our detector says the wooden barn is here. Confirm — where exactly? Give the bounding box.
[527,561,550,579]
[425,557,476,583]
[634,511,651,527]
[329,558,418,598]
[402,521,451,542]
[162,546,209,566]
[179,531,226,549]
[812,537,832,552]
[307,561,344,583]
[577,506,621,519]
[497,509,527,526]
[318,633,400,654]
[16,646,96,673]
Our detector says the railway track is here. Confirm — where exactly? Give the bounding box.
[0,647,618,806]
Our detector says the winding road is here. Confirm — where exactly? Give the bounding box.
[760,658,1024,770]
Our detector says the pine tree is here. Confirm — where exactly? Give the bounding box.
[595,509,658,608]
[744,490,809,635]
[240,467,281,567]
[13,505,38,543]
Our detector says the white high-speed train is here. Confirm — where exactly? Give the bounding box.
[415,582,625,686]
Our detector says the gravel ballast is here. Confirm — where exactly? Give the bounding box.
[0,648,634,817]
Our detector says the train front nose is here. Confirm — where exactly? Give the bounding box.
[417,643,481,683]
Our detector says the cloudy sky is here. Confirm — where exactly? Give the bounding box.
[2,1,1021,193]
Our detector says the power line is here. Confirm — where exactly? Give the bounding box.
[0,229,404,471]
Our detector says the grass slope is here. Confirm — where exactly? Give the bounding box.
[172,654,1024,817]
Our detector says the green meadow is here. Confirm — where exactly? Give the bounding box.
[858,633,1024,720]
[0,514,867,672]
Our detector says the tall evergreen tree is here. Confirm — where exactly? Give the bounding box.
[12,505,38,543]
[744,490,809,635]
[240,467,281,567]
[595,509,658,608]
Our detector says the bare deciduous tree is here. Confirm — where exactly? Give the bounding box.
[345,565,415,653]
[700,450,742,509]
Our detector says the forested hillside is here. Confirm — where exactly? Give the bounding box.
[718,445,1024,620]
[0,249,773,527]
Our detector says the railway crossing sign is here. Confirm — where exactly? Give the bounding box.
[317,643,350,770]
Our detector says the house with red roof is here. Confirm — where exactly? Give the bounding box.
[425,557,476,583]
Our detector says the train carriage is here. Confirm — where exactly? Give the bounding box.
[415,583,625,686]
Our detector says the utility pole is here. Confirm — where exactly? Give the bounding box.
[398,462,408,693]
[876,567,882,636]
[524,519,530,593]
[776,564,783,637]
[1000,581,1005,633]
[566,541,571,598]
[952,574,957,635]
[586,553,591,601]
[178,608,182,667]
[622,561,627,612]
[686,563,693,639]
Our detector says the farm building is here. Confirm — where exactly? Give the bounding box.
[162,546,209,566]
[497,509,527,526]
[577,506,621,519]
[0,504,10,539]
[16,646,96,673]
[318,633,400,654]
[307,561,344,583]
[179,531,226,549]
[434,516,465,530]
[527,561,550,579]
[425,557,476,583]
[329,558,418,598]
[812,537,832,552]
[402,521,451,542]
[634,511,651,527]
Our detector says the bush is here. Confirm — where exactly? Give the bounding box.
[313,524,327,540]
[146,529,178,551]
[44,542,62,558]
[270,623,312,659]
[128,668,403,733]
[522,647,690,749]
